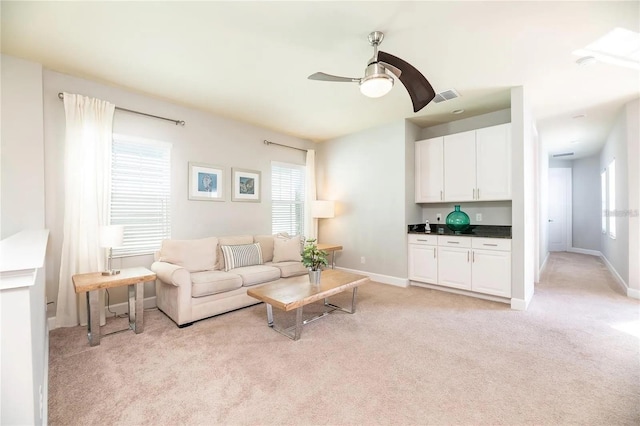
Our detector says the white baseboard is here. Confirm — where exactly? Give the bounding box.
[336,267,408,288]
[628,288,640,300]
[409,281,510,305]
[600,254,629,295]
[539,252,550,277]
[47,296,157,331]
[568,247,602,257]
[511,283,535,311]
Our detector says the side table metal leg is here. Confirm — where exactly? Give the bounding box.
[350,287,358,313]
[132,282,144,334]
[293,307,303,341]
[87,291,101,346]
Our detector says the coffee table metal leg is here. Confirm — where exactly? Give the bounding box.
[266,303,274,327]
[293,307,303,341]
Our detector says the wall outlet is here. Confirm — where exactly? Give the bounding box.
[476,213,482,222]
[360,256,366,264]
[436,213,442,221]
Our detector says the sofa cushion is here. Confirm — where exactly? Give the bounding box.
[273,235,302,263]
[270,261,308,278]
[216,235,253,270]
[221,243,263,272]
[253,235,275,262]
[190,270,243,298]
[233,265,281,287]
[158,237,218,272]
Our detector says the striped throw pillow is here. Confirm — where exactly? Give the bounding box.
[220,243,263,272]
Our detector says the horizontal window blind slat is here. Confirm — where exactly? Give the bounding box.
[271,162,305,236]
[111,137,171,257]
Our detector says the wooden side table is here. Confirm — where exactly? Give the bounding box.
[72,267,156,346]
[317,243,343,269]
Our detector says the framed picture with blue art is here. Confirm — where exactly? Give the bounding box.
[232,168,261,202]
[188,162,225,201]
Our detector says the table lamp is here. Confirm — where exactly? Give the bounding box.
[100,225,124,276]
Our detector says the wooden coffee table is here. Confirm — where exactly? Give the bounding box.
[247,269,369,340]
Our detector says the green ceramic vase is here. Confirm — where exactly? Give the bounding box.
[446,205,470,233]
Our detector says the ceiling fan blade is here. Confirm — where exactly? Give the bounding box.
[378,51,436,112]
[308,72,360,83]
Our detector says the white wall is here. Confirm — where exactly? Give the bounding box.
[316,120,408,281]
[571,154,601,251]
[0,55,48,425]
[42,69,314,310]
[600,103,629,285]
[626,100,639,296]
[510,86,536,308]
[418,109,511,139]
[1,55,45,238]
[421,202,512,226]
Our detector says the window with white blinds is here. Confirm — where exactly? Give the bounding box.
[271,162,305,236]
[110,134,171,257]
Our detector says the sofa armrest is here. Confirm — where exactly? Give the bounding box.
[151,261,191,287]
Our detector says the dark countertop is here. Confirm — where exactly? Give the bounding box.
[408,224,512,239]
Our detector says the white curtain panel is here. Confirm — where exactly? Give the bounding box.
[56,93,115,327]
[304,149,317,241]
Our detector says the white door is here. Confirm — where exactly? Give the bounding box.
[437,246,472,290]
[471,249,512,297]
[444,130,476,201]
[408,244,438,283]
[548,168,571,252]
[476,123,512,201]
[415,137,444,202]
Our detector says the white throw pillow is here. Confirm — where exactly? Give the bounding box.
[220,243,263,272]
[272,235,302,263]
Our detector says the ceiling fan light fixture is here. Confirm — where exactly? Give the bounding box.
[360,74,394,98]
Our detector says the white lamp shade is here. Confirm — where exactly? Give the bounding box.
[99,225,124,248]
[312,200,335,219]
[360,75,394,98]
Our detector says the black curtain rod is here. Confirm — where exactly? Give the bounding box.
[57,92,185,126]
[263,139,307,152]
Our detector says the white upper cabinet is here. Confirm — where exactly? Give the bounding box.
[415,123,512,203]
[476,123,512,201]
[415,137,444,202]
[443,130,476,202]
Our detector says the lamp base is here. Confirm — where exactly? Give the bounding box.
[101,269,121,276]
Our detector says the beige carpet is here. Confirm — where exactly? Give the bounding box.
[48,252,640,425]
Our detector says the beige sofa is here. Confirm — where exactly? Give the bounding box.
[151,234,307,327]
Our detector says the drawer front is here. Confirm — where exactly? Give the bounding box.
[472,238,511,251]
[408,234,438,245]
[437,235,471,248]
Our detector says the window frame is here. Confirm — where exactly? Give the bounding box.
[601,169,607,234]
[608,159,616,239]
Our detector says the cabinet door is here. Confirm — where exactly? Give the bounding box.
[437,246,471,290]
[415,137,444,202]
[443,130,476,201]
[476,123,511,200]
[408,244,438,283]
[471,249,511,297]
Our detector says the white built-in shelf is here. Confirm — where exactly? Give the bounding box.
[0,229,49,290]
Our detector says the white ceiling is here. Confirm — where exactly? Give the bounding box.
[2,1,639,159]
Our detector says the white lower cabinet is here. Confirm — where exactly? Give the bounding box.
[408,234,438,283]
[409,235,511,299]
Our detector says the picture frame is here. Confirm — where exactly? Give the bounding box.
[232,168,261,202]
[188,162,225,201]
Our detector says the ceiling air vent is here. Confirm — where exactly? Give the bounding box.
[552,152,574,158]
[433,88,460,103]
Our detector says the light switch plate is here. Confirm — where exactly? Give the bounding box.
[476,213,482,222]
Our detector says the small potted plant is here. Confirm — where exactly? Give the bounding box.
[302,238,328,285]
